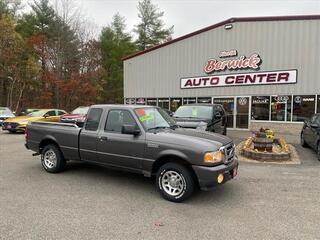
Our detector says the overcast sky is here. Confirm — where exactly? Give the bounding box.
[26,0,320,39]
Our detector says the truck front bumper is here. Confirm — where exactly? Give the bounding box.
[192,158,239,191]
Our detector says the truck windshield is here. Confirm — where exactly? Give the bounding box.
[135,107,176,131]
[173,105,213,119]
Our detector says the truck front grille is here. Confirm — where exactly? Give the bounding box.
[222,143,235,164]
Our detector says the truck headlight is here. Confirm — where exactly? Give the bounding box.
[204,150,225,164]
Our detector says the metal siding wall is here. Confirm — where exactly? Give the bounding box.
[124,19,320,98]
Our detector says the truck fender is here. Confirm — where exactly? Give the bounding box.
[156,149,190,163]
[39,135,60,153]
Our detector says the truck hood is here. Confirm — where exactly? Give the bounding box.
[147,127,232,151]
[174,117,210,129]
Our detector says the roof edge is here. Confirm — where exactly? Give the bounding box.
[123,14,320,61]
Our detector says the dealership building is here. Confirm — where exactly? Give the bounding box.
[123,15,320,134]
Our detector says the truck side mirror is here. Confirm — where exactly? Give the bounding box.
[122,124,140,135]
[215,112,222,119]
[44,114,49,118]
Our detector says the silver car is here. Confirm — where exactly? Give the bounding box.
[0,107,15,126]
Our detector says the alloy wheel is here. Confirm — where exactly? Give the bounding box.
[43,150,57,169]
[161,170,186,197]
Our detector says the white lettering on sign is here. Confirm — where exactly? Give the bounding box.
[180,70,297,89]
[219,49,237,58]
[204,53,261,74]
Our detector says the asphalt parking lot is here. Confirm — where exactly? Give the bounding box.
[0,130,320,240]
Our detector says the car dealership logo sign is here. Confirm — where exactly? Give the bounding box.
[180,70,297,89]
[204,53,261,74]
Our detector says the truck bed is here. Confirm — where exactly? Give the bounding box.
[26,122,81,160]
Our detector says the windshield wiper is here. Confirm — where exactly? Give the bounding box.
[170,124,180,129]
[176,116,200,119]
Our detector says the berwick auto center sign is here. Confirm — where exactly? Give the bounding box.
[180,51,297,89]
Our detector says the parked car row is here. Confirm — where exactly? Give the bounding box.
[1,106,89,133]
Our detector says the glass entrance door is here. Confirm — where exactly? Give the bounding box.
[213,98,235,128]
[236,97,250,129]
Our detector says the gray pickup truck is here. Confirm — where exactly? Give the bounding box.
[25,105,238,202]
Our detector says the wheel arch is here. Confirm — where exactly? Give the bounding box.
[151,154,199,187]
[39,137,61,154]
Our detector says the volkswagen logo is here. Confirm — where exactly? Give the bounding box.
[294,96,301,104]
[238,97,248,106]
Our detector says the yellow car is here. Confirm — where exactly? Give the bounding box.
[2,109,67,133]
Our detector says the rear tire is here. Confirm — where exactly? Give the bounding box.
[156,162,195,202]
[41,144,66,173]
[300,133,308,148]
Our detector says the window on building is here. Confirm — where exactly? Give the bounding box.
[85,108,102,131]
[147,98,157,106]
[292,95,316,122]
[158,98,170,110]
[105,110,137,133]
[251,96,270,120]
[213,98,234,128]
[197,97,212,104]
[125,98,135,104]
[136,98,146,105]
[271,96,292,121]
[183,97,196,105]
[170,98,182,112]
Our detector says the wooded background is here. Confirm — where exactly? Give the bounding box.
[0,0,173,112]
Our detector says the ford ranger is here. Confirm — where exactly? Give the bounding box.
[25,105,238,202]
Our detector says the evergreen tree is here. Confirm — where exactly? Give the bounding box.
[134,0,173,51]
[100,13,136,103]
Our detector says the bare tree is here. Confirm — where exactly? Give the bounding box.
[52,0,98,42]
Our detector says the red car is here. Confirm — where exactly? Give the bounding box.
[60,106,89,127]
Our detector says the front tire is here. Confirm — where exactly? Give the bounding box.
[41,144,66,173]
[156,163,195,202]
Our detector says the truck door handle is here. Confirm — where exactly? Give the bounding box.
[99,136,108,141]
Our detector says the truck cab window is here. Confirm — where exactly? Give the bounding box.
[105,110,137,133]
[85,108,102,131]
